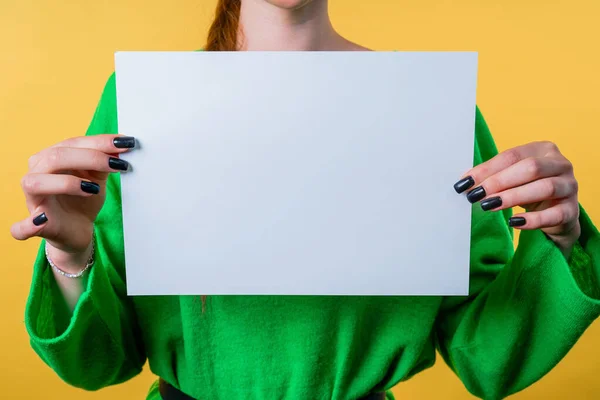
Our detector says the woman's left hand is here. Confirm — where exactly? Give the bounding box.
[453,141,581,254]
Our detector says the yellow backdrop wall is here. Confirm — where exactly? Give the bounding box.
[1,1,598,399]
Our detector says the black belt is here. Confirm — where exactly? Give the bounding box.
[159,378,386,400]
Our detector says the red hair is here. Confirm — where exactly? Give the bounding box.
[205,0,242,51]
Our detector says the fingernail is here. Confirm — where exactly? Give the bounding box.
[509,217,527,227]
[81,181,100,194]
[453,176,475,194]
[466,186,486,203]
[108,157,130,171]
[113,136,136,149]
[33,212,48,226]
[481,196,502,211]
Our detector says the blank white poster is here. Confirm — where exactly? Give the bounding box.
[114,51,478,296]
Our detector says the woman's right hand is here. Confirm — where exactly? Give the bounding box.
[11,135,135,271]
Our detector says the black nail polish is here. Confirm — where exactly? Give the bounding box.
[33,212,48,226]
[509,217,527,227]
[109,157,129,171]
[113,136,136,149]
[81,181,100,194]
[466,186,486,203]
[453,176,475,194]
[481,196,502,211]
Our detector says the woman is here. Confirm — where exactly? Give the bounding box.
[12,0,600,399]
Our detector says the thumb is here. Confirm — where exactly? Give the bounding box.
[11,212,48,241]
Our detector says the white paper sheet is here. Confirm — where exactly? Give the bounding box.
[114,51,478,296]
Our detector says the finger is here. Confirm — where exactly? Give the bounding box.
[474,157,572,200]
[51,134,136,152]
[21,174,101,197]
[29,147,130,174]
[29,135,136,171]
[508,202,579,230]
[479,177,578,211]
[454,141,561,193]
[11,212,48,241]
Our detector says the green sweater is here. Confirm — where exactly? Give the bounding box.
[25,73,600,400]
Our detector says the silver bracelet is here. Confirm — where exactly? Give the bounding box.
[45,234,95,279]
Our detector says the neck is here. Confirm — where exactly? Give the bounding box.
[238,0,342,51]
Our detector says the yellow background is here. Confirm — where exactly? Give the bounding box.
[1,0,599,398]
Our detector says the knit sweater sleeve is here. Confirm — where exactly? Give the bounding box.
[24,74,146,390]
[435,107,600,400]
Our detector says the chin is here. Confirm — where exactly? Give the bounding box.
[265,0,316,10]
